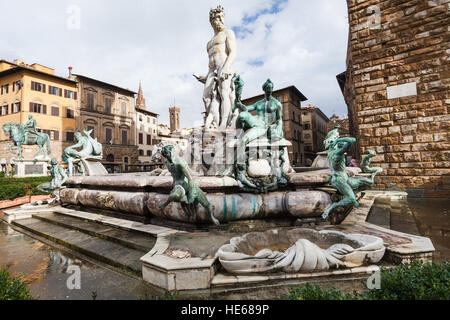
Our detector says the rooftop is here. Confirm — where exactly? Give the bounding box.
[73,74,137,95]
[242,85,308,102]
[0,59,77,85]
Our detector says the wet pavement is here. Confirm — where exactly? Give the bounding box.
[0,197,448,300]
[408,198,450,263]
[0,221,160,300]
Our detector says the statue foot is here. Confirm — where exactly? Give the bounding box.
[210,215,220,226]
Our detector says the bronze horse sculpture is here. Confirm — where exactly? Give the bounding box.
[2,122,51,159]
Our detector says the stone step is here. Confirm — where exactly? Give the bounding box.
[12,218,145,275]
[32,212,156,252]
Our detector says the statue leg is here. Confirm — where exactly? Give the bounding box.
[159,185,186,211]
[203,76,216,129]
[197,191,220,226]
[323,181,359,220]
[237,127,267,164]
[219,79,232,130]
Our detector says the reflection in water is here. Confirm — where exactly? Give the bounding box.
[0,221,159,299]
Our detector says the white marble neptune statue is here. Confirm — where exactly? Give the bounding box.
[193,6,238,130]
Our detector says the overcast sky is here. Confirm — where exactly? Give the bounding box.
[0,0,349,128]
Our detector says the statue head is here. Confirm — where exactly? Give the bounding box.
[324,127,340,150]
[262,79,274,96]
[50,158,58,166]
[74,131,82,141]
[210,6,226,32]
[28,114,33,120]
[161,145,175,161]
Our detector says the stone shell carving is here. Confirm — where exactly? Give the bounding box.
[218,228,385,274]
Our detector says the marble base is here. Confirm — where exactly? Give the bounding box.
[12,159,50,178]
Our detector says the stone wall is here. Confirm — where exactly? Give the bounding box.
[345,0,449,197]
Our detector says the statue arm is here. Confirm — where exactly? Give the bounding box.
[220,30,237,76]
[334,137,356,155]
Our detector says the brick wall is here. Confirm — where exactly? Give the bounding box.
[345,0,449,197]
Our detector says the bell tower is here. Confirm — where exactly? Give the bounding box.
[169,106,180,132]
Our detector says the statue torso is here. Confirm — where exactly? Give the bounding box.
[207,30,232,71]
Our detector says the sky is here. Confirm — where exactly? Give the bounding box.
[0,0,350,128]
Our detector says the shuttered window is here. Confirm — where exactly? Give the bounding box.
[66,109,74,118]
[66,132,74,142]
[121,130,128,145]
[105,128,112,143]
[51,106,59,116]
[30,102,47,114]
[31,81,45,93]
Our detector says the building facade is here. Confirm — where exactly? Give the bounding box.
[301,104,330,165]
[72,74,138,173]
[0,60,78,171]
[135,83,159,164]
[241,86,307,167]
[341,0,449,197]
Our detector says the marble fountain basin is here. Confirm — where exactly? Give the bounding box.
[218,228,386,274]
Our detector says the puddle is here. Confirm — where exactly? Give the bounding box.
[408,199,450,263]
[0,221,160,300]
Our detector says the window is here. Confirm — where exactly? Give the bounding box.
[31,81,45,93]
[304,134,311,139]
[49,86,62,96]
[51,106,59,116]
[13,81,21,91]
[139,115,143,122]
[11,102,21,113]
[153,119,156,125]
[121,130,128,145]
[87,126,95,137]
[139,133,143,145]
[30,102,47,114]
[105,128,112,143]
[1,84,9,95]
[66,132,75,142]
[45,130,59,141]
[147,117,150,123]
[66,109,74,118]
[121,103,127,116]
[64,89,76,99]
[105,98,112,114]
[146,134,151,145]
[139,150,144,156]
[304,123,311,130]
[146,150,151,156]
[87,93,94,109]
[0,105,8,116]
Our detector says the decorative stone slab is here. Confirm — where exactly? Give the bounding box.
[211,265,378,288]
[51,207,178,237]
[67,190,148,216]
[66,175,239,190]
[140,252,216,291]
[146,191,331,224]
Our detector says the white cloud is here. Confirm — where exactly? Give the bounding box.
[0,0,350,127]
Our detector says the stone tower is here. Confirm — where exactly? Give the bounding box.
[136,82,146,110]
[169,107,180,132]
